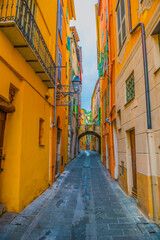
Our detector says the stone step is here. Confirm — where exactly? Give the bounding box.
[0,204,6,216]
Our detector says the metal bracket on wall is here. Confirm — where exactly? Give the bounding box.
[56,84,78,107]
[0,155,5,173]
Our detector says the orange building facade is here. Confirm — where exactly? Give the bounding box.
[96,0,118,179]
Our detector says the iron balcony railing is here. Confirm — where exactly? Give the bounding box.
[0,0,55,84]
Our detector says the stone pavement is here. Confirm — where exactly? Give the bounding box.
[0,151,160,240]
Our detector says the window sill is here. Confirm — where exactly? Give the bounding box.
[124,97,135,107]
[58,31,63,45]
[117,36,127,57]
[39,144,45,147]
[154,67,160,75]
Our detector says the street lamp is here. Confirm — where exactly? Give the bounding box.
[72,76,81,93]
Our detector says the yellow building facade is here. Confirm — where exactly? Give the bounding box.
[0,0,76,213]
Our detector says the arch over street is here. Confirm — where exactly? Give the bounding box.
[78,130,101,153]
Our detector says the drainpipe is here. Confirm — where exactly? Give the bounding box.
[53,0,59,126]
[127,0,158,221]
[49,0,59,186]
[130,23,152,130]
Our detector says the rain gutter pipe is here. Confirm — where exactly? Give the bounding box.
[127,0,151,129]
[49,0,59,186]
[127,0,158,221]
[53,0,59,126]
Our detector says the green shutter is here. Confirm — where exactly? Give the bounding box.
[98,107,101,125]
[106,8,108,24]
[73,98,75,113]
[76,105,78,118]
[98,52,104,78]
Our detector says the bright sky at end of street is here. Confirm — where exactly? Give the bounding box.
[71,0,98,112]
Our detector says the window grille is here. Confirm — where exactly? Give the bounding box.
[126,74,135,103]
[117,0,126,52]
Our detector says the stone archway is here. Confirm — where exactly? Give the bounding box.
[78,131,101,153]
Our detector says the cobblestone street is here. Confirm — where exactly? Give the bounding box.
[0,151,160,240]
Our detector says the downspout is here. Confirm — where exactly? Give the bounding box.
[127,0,158,221]
[49,0,59,186]
[54,0,59,126]
[130,23,152,129]
[108,0,115,178]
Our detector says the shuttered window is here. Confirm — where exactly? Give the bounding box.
[106,8,108,24]
[117,0,126,52]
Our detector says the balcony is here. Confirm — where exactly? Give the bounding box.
[0,0,55,88]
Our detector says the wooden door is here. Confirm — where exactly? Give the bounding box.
[130,130,137,196]
[0,111,6,172]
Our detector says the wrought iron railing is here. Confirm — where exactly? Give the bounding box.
[0,0,55,84]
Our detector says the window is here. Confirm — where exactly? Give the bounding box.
[102,31,104,46]
[116,0,126,52]
[58,49,62,82]
[39,118,45,146]
[19,0,37,42]
[98,107,101,125]
[106,8,108,24]
[126,73,135,104]
[73,98,75,113]
[152,22,160,73]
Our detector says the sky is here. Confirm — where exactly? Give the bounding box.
[71,0,98,112]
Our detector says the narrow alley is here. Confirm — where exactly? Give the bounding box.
[0,151,160,240]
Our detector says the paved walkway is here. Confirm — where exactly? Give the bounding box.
[0,151,160,240]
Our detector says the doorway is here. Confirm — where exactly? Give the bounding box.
[55,128,61,178]
[113,122,118,179]
[0,110,6,173]
[105,136,109,169]
[130,130,137,198]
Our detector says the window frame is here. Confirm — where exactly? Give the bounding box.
[125,72,135,104]
[116,0,127,53]
[152,22,160,74]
